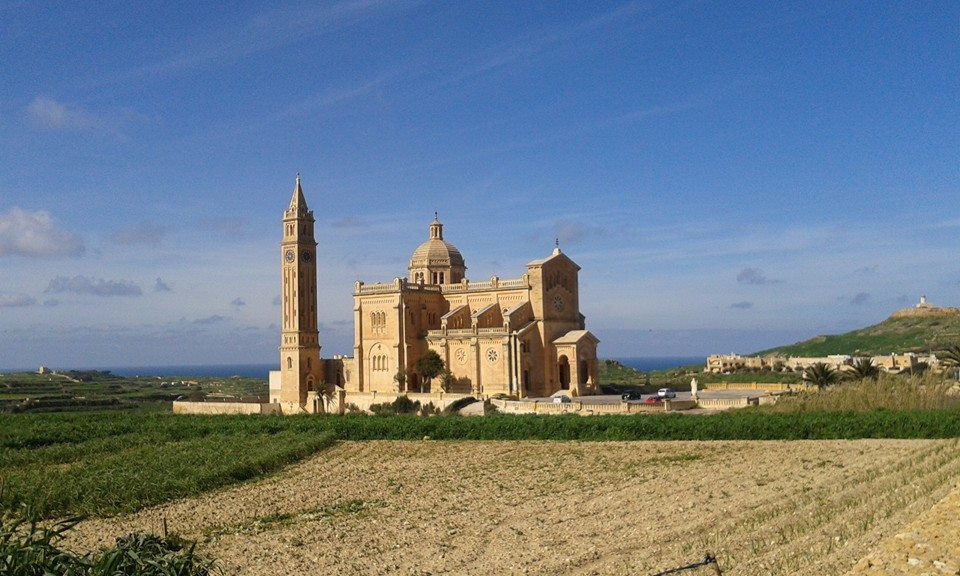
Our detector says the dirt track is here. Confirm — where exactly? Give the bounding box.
[68,440,960,575]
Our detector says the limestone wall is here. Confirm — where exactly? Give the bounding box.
[172,401,281,415]
[488,398,696,415]
[343,391,474,412]
[696,397,751,410]
[702,382,800,392]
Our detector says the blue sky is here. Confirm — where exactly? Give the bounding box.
[1,1,958,369]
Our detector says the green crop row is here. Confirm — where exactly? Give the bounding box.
[2,409,959,520]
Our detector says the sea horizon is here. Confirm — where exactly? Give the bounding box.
[1,356,706,379]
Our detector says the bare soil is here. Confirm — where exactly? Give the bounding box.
[67,439,960,575]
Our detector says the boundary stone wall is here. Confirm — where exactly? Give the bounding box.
[343,391,474,412]
[489,398,697,415]
[172,401,281,415]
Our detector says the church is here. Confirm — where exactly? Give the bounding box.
[270,177,600,412]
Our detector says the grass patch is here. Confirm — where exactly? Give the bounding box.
[0,414,336,518]
[0,510,220,575]
[3,407,960,520]
[765,373,960,412]
[757,314,960,357]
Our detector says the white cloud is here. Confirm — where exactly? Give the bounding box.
[123,0,405,79]
[26,96,99,130]
[112,222,168,246]
[850,292,871,306]
[0,293,36,307]
[45,275,142,297]
[0,208,85,258]
[736,268,781,285]
[554,219,602,244]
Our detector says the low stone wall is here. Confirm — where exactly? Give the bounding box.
[696,397,751,410]
[172,401,281,415]
[488,399,696,415]
[702,382,802,393]
[343,391,474,412]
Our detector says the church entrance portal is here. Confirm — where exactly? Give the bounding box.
[558,355,570,390]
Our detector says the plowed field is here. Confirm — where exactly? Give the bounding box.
[68,440,960,575]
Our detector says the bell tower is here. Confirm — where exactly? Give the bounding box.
[279,175,323,408]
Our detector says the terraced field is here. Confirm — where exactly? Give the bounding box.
[66,439,960,575]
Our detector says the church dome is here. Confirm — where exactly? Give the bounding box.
[408,216,466,284]
[410,238,465,269]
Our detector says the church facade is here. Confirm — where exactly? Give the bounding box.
[349,216,599,398]
[271,178,600,411]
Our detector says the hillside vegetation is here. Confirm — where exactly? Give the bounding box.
[0,371,267,413]
[757,314,960,357]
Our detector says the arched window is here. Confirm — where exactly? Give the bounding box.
[286,357,293,369]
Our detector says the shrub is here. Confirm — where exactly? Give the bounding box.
[369,396,421,416]
[0,508,220,575]
[442,397,478,415]
[766,372,960,413]
[418,402,440,417]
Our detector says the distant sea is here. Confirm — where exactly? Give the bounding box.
[614,357,704,372]
[3,357,704,379]
[0,364,278,379]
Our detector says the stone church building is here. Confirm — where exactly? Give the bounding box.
[271,178,600,411]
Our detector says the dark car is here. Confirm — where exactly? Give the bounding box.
[621,389,643,401]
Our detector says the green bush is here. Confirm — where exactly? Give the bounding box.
[0,509,220,575]
[442,396,477,415]
[369,396,421,416]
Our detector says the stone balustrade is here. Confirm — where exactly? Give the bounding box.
[487,398,695,415]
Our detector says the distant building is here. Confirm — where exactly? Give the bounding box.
[890,295,960,319]
[706,352,938,375]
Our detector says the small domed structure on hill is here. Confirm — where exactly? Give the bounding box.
[889,295,960,319]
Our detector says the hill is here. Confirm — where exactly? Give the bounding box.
[757,313,960,358]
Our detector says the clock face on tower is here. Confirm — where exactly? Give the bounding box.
[284,249,295,263]
[301,251,312,263]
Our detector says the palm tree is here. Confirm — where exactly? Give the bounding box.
[803,362,840,390]
[939,344,960,380]
[939,344,960,367]
[848,357,880,381]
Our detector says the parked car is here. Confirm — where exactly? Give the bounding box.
[553,395,571,404]
[643,396,662,404]
[657,388,677,399]
[621,389,643,401]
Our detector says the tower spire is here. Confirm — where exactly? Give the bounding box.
[289,174,308,213]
